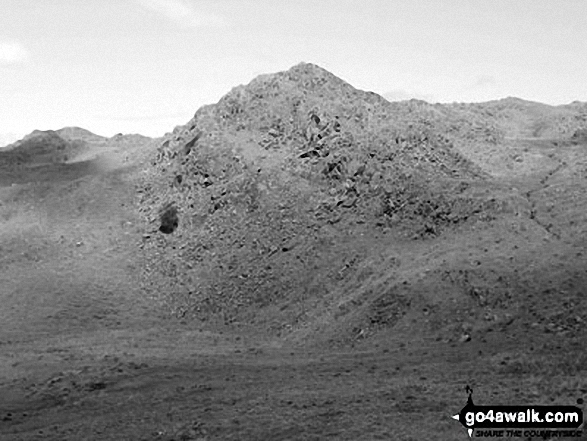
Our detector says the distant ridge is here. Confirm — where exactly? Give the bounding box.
[0,128,107,166]
[55,126,108,144]
[0,133,26,148]
[0,126,154,171]
[3,128,105,152]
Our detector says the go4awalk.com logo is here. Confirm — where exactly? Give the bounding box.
[452,386,584,438]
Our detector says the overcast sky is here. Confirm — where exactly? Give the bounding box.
[1,0,586,141]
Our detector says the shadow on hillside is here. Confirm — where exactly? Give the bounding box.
[0,159,99,187]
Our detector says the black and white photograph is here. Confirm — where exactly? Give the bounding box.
[1,1,586,439]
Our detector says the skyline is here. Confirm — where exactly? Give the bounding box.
[1,0,587,144]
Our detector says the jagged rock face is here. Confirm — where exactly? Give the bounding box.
[137,63,587,334]
[137,63,506,328]
[133,64,587,342]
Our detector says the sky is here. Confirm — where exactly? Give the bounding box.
[1,0,587,143]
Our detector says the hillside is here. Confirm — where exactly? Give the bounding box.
[0,128,154,186]
[138,63,587,347]
[138,64,493,333]
[1,63,587,440]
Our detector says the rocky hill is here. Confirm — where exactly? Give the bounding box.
[137,63,540,342]
[3,63,587,440]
